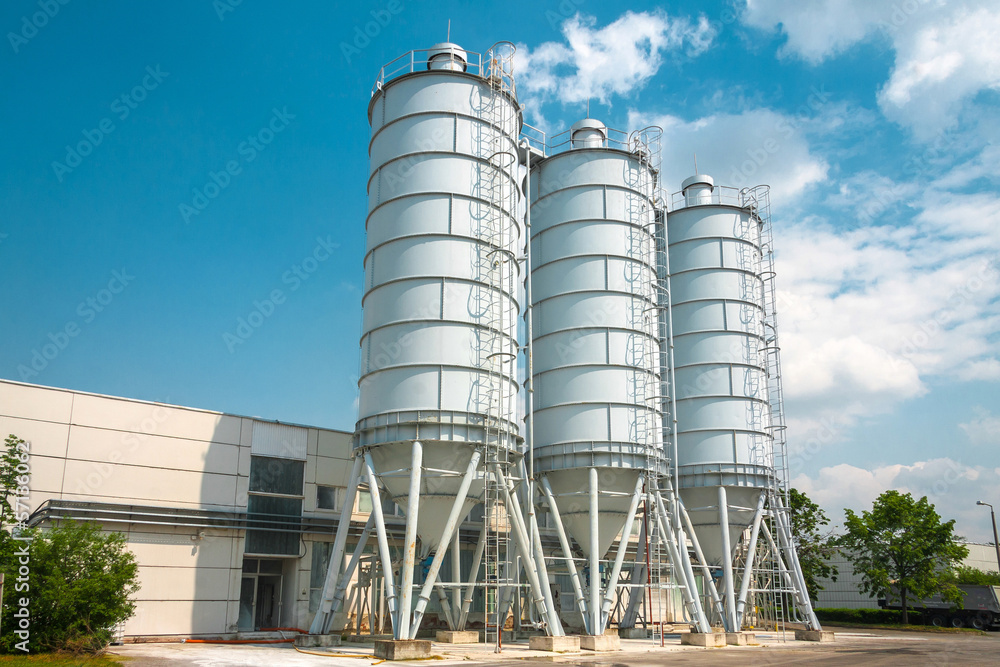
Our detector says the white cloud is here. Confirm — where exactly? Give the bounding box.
[515,11,716,109]
[960,407,1000,447]
[792,457,999,542]
[740,0,1000,138]
[628,108,829,203]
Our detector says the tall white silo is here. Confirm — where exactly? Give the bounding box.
[530,119,665,636]
[666,174,775,628]
[312,42,559,641]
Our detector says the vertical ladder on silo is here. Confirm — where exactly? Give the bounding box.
[476,46,519,651]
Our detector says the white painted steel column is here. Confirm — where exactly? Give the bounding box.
[679,499,726,622]
[652,488,711,633]
[458,523,488,629]
[408,449,482,638]
[735,493,767,627]
[497,465,564,635]
[310,455,363,634]
[363,452,399,636]
[397,441,423,640]
[718,486,737,631]
[600,474,644,630]
[540,476,589,634]
[324,513,374,633]
[772,499,822,629]
[451,530,462,614]
[589,467,600,635]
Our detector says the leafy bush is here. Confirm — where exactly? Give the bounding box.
[1,520,140,653]
[944,565,1000,586]
[814,607,906,625]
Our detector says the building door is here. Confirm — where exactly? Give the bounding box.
[239,558,285,630]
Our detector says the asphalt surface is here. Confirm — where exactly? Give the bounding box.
[109,626,1000,667]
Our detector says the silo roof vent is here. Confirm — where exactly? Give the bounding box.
[427,42,468,71]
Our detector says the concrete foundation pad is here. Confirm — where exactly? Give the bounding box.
[617,628,650,639]
[680,632,726,647]
[435,630,479,644]
[374,639,432,660]
[581,634,620,651]
[294,634,341,648]
[528,635,581,653]
[726,632,756,646]
[795,630,835,642]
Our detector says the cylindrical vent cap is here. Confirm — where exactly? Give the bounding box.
[681,174,714,206]
[427,42,468,71]
[570,118,607,149]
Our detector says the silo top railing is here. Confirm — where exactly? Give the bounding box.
[371,42,517,98]
[668,184,771,212]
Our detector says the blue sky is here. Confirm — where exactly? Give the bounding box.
[2,1,998,543]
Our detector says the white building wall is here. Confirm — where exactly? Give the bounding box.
[0,379,355,638]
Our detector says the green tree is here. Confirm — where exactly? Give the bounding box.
[943,565,1000,586]
[838,490,968,624]
[788,488,838,601]
[0,434,141,653]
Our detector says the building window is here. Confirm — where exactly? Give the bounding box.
[246,456,304,556]
[317,485,345,511]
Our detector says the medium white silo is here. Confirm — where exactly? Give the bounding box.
[666,174,775,626]
[530,119,665,635]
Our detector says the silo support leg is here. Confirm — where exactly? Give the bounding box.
[458,523,488,630]
[677,497,726,623]
[407,449,482,638]
[363,453,400,637]
[497,465,564,635]
[619,514,647,629]
[718,487,738,631]
[651,490,711,633]
[600,475,645,631]
[396,441,423,640]
[325,514,375,633]
[735,493,767,628]
[451,530,462,614]
[540,476,590,635]
[310,455,363,635]
[435,585,457,630]
[771,499,822,629]
[589,468,600,636]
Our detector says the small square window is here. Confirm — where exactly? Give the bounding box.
[317,485,344,511]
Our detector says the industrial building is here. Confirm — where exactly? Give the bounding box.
[17,38,830,646]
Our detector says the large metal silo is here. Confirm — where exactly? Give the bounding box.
[313,43,560,642]
[529,120,665,635]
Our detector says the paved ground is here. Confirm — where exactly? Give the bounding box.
[109,626,1000,667]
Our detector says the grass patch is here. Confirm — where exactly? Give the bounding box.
[0,654,127,666]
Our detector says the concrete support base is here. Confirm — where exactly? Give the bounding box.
[795,630,835,642]
[725,632,756,646]
[294,634,341,648]
[528,636,581,653]
[680,632,726,647]
[617,628,650,639]
[374,640,432,660]
[581,634,620,651]
[435,630,479,644]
